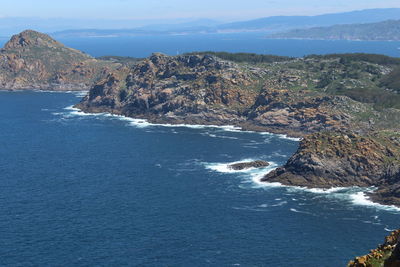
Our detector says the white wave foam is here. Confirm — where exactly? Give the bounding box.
[252,173,400,212]
[305,187,348,194]
[31,89,88,97]
[271,201,288,207]
[63,105,100,117]
[63,106,301,141]
[260,132,302,141]
[349,191,400,212]
[201,132,240,140]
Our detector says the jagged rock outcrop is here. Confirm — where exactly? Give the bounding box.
[0,30,119,90]
[76,53,378,137]
[76,53,261,126]
[247,88,364,135]
[370,165,400,206]
[348,230,400,267]
[228,160,270,171]
[262,131,400,205]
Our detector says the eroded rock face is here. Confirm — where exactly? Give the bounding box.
[370,168,400,206]
[0,30,118,90]
[247,88,357,134]
[228,160,270,171]
[262,132,400,192]
[76,53,366,136]
[77,53,260,125]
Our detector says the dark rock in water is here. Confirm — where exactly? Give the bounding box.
[228,160,269,170]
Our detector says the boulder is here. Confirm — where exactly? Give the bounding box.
[228,160,270,171]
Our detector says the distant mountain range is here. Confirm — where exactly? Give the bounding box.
[216,8,400,32]
[0,8,399,38]
[48,8,400,38]
[268,19,400,41]
[0,18,221,37]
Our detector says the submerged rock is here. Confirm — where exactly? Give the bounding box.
[228,160,269,171]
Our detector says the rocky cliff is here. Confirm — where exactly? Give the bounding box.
[262,131,400,205]
[348,230,400,267]
[0,30,119,90]
[76,51,400,206]
[76,53,392,137]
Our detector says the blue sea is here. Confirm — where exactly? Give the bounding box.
[0,91,399,266]
[1,33,400,58]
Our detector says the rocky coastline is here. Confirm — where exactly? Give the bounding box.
[1,29,400,265]
[74,52,400,207]
[1,30,400,208]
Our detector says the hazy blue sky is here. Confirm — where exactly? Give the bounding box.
[3,0,400,20]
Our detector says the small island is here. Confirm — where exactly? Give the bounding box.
[228,160,270,171]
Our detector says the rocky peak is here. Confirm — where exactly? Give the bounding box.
[4,30,63,50]
[0,29,119,90]
[144,53,235,72]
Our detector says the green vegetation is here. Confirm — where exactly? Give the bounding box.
[381,67,400,92]
[97,56,143,66]
[241,52,400,110]
[184,51,292,64]
[306,53,400,66]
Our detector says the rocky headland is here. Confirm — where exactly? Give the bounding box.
[1,30,400,207]
[0,30,119,90]
[262,131,400,206]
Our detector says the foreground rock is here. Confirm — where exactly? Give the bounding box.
[262,131,400,205]
[0,30,119,90]
[228,160,270,171]
[348,230,400,267]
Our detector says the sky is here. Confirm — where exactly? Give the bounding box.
[3,0,400,21]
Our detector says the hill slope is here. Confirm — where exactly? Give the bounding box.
[0,30,119,90]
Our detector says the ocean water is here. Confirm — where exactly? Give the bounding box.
[0,90,399,266]
[1,33,400,58]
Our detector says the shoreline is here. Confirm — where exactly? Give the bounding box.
[4,87,400,210]
[205,158,400,212]
[70,104,400,211]
[74,104,306,139]
[68,104,302,141]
